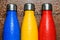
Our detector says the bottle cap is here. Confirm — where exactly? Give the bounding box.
[42,3,52,10]
[7,4,17,10]
[24,3,35,11]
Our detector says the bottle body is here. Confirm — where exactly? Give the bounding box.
[39,10,56,40]
[3,10,20,40]
[21,11,38,40]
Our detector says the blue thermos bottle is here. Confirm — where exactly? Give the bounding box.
[3,4,20,40]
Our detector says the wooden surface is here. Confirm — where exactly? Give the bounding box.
[0,0,60,40]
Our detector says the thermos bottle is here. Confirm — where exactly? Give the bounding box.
[3,4,20,40]
[39,3,56,40]
[21,3,38,40]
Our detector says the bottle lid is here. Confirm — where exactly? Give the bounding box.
[7,4,17,10]
[24,3,35,11]
[42,3,52,10]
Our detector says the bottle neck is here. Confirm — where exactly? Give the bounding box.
[7,10,17,15]
[42,10,52,16]
[24,10,34,15]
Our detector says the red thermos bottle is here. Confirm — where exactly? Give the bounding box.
[39,3,56,40]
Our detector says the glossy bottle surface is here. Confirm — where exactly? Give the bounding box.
[39,10,56,40]
[3,10,20,40]
[21,11,38,40]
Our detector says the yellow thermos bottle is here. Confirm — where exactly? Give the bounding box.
[21,3,38,40]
